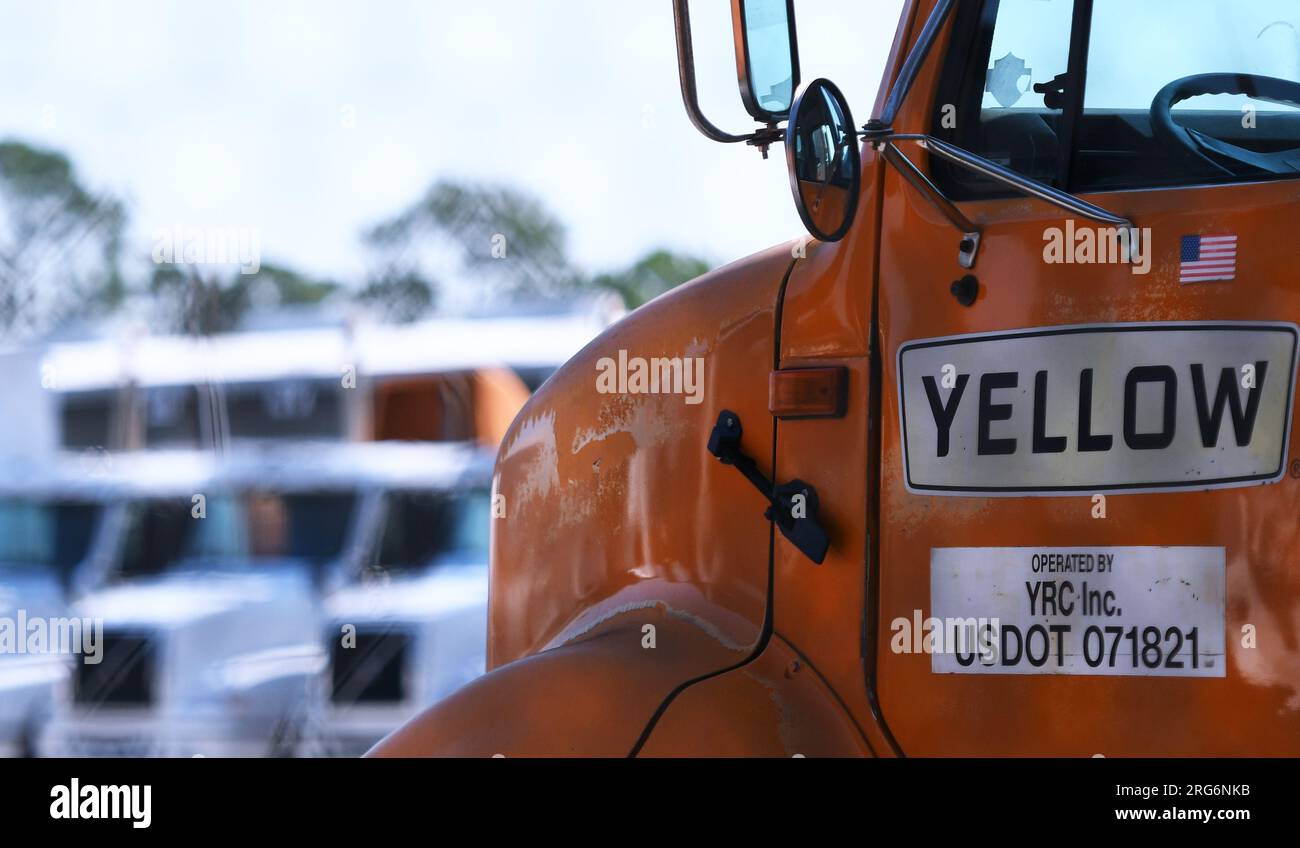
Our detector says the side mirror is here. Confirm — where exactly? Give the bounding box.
[785,79,860,242]
[731,0,800,122]
[673,0,860,242]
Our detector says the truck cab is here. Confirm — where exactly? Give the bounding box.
[301,442,493,757]
[373,0,1300,757]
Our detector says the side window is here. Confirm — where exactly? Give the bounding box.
[118,500,191,580]
[144,385,200,447]
[375,491,454,574]
[0,499,100,581]
[118,495,244,580]
[975,0,1074,185]
[225,379,345,440]
[373,490,489,575]
[59,390,115,450]
[184,494,246,561]
[449,489,491,560]
[933,0,1076,195]
[242,491,357,567]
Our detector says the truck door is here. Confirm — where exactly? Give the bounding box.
[876,0,1300,755]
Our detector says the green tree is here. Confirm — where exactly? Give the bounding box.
[0,139,126,338]
[150,261,342,335]
[365,179,583,304]
[363,178,711,313]
[355,269,436,324]
[247,261,341,307]
[149,264,248,336]
[592,249,711,310]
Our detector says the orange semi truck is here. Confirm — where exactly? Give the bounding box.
[373,0,1300,756]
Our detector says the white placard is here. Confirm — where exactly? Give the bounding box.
[927,546,1225,677]
[897,323,1298,495]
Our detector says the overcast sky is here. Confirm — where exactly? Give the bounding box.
[0,0,905,288]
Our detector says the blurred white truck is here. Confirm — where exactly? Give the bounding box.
[291,442,493,757]
[40,442,492,757]
[41,449,329,757]
[0,455,113,756]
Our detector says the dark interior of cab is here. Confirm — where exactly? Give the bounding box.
[930,0,1300,198]
[962,108,1300,196]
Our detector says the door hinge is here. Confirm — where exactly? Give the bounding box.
[707,410,830,565]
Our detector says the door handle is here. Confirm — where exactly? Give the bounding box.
[707,410,830,564]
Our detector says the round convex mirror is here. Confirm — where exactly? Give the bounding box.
[784,78,860,242]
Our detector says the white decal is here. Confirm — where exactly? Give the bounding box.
[929,546,1225,677]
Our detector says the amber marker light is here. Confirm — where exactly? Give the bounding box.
[768,366,847,419]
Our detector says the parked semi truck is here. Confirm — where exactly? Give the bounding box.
[373,0,1300,756]
[37,450,326,758]
[39,312,605,454]
[39,442,494,757]
[300,443,492,757]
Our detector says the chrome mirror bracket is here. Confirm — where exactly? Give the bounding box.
[958,232,981,269]
[868,130,1135,270]
[879,139,983,268]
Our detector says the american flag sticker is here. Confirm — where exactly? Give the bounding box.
[1180,234,1237,284]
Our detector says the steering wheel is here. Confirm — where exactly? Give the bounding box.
[1150,73,1300,175]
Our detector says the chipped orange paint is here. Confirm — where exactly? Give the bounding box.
[485,243,796,670]
[374,0,1300,757]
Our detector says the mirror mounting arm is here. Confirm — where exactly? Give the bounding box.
[747,124,784,159]
[867,131,1136,269]
[879,141,981,269]
[894,134,1133,230]
[673,0,785,157]
[674,0,763,147]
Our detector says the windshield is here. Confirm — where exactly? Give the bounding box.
[117,490,357,580]
[370,489,490,578]
[936,0,1300,195]
[118,496,240,579]
[0,498,101,580]
[1085,1,1300,111]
